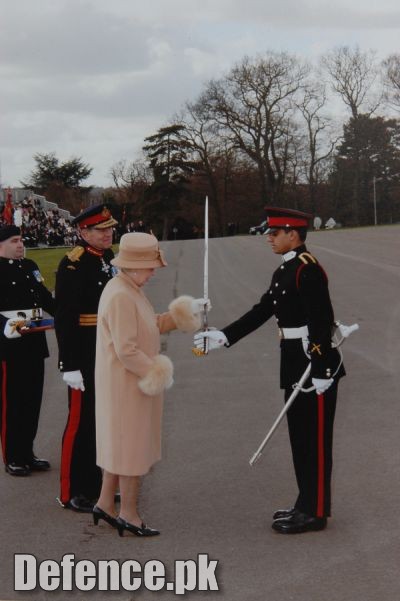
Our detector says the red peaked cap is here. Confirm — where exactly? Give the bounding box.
[72,203,118,229]
[265,206,313,231]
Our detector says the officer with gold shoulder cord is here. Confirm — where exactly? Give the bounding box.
[55,204,118,513]
[0,225,55,476]
[194,207,346,534]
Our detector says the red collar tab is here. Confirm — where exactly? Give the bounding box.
[86,245,104,257]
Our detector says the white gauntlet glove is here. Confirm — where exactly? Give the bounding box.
[337,323,359,338]
[4,318,26,339]
[190,298,212,314]
[193,329,228,352]
[312,378,334,394]
[63,370,85,391]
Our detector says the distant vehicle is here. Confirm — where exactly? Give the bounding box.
[249,220,267,235]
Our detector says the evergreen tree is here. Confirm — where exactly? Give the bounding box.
[22,152,92,190]
[21,152,93,213]
[143,124,200,239]
[330,115,400,225]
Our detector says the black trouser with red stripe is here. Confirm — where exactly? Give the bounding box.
[60,366,102,503]
[0,357,45,466]
[285,381,338,518]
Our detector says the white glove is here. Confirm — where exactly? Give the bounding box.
[190,298,212,314]
[4,318,25,339]
[193,329,228,352]
[338,323,359,338]
[312,378,334,394]
[63,370,85,391]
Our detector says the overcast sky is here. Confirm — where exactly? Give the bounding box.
[1,0,400,188]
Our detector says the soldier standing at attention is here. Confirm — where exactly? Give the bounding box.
[194,207,345,534]
[55,204,118,513]
[0,225,55,476]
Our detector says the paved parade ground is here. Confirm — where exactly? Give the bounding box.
[1,226,399,600]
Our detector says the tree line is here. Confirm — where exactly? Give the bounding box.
[22,46,400,238]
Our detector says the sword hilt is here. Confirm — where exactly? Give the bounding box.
[191,347,206,357]
[202,311,209,355]
[192,319,209,357]
[249,323,360,466]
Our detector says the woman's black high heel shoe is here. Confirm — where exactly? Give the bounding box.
[116,516,160,537]
[93,505,118,528]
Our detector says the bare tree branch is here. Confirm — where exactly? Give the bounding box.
[382,53,400,113]
[321,45,382,118]
[197,52,310,204]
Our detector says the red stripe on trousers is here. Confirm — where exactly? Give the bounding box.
[317,393,325,517]
[1,362,7,463]
[60,388,82,503]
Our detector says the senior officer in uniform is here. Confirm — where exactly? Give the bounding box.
[0,225,55,476]
[194,207,345,534]
[55,204,118,513]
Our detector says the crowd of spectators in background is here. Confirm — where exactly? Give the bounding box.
[0,196,77,247]
[0,196,152,247]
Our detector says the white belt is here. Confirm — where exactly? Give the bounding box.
[279,325,309,339]
[0,308,43,320]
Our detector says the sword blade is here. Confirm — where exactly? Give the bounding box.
[249,322,359,465]
[204,196,209,304]
[190,196,210,357]
[249,364,311,466]
[203,196,209,352]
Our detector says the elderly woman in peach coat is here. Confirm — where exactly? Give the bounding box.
[93,233,206,537]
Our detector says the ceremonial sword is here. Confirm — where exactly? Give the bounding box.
[249,322,359,466]
[192,196,209,356]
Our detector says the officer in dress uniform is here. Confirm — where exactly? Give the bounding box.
[194,207,345,534]
[0,225,55,476]
[55,204,118,512]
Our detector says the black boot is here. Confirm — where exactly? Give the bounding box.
[63,495,96,513]
[273,506,296,520]
[27,456,51,471]
[272,511,327,534]
[5,462,31,477]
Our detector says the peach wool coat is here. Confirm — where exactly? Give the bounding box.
[95,271,178,476]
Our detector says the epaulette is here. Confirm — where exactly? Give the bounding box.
[296,252,327,289]
[298,252,317,265]
[66,246,85,262]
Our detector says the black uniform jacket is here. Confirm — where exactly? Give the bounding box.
[0,257,55,361]
[54,242,115,373]
[223,245,345,388]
